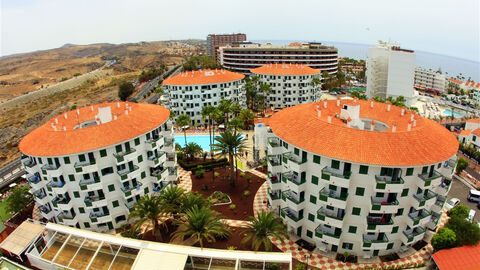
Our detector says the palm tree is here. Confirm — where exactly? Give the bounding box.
[239,109,255,130]
[171,206,230,248]
[241,211,287,251]
[158,185,185,217]
[227,117,244,136]
[259,83,272,115]
[218,99,233,123]
[128,195,165,240]
[201,105,215,151]
[212,130,247,186]
[231,102,242,118]
[211,108,224,155]
[181,192,212,212]
[184,142,203,161]
[311,77,321,101]
[176,114,191,146]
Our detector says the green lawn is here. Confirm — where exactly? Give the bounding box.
[0,200,12,222]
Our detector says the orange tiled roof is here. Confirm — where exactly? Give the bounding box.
[459,129,472,136]
[251,64,321,76]
[19,102,170,156]
[267,100,458,166]
[432,244,480,270]
[466,118,480,123]
[163,69,244,86]
[472,128,480,137]
[448,78,463,84]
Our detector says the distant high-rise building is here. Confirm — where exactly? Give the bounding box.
[414,67,447,93]
[206,33,247,61]
[366,41,416,104]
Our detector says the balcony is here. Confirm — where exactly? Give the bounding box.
[435,179,451,196]
[52,196,72,211]
[28,174,41,185]
[41,163,59,171]
[121,182,144,198]
[125,200,135,210]
[151,167,169,181]
[417,171,443,189]
[374,175,404,193]
[317,207,344,228]
[319,187,348,209]
[413,190,437,208]
[282,153,307,173]
[267,138,284,155]
[280,207,303,226]
[321,167,351,188]
[282,172,305,186]
[267,155,282,167]
[282,190,305,210]
[315,225,342,245]
[41,164,61,177]
[401,227,426,245]
[431,196,446,214]
[57,211,76,223]
[74,160,97,173]
[113,148,137,163]
[90,210,111,224]
[366,216,394,232]
[268,190,281,201]
[79,177,101,191]
[46,180,67,193]
[148,152,167,167]
[146,136,163,150]
[117,165,140,180]
[23,159,36,168]
[370,197,399,213]
[363,234,389,249]
[408,209,432,227]
[84,194,107,208]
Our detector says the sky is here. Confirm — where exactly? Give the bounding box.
[1,0,479,62]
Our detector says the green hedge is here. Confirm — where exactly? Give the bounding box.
[178,158,228,171]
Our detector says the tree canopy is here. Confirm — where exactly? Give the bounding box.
[183,56,221,71]
[118,81,135,101]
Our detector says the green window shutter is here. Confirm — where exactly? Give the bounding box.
[406,168,414,176]
[308,213,315,222]
[329,184,337,191]
[387,243,394,250]
[359,165,369,174]
[474,136,477,142]
[135,138,140,146]
[313,155,321,164]
[392,226,399,234]
[100,149,107,157]
[73,191,80,198]
[68,175,75,182]
[115,145,122,153]
[141,172,146,179]
[108,184,115,192]
[311,175,319,185]
[355,187,365,196]
[294,148,300,155]
[146,133,151,140]
[63,157,70,164]
[137,155,143,163]
[79,154,86,162]
[332,160,340,169]
[422,166,428,174]
[309,195,317,204]
[84,222,90,228]
[306,230,313,238]
[352,207,361,216]
[79,207,85,214]
[112,200,119,208]
[331,245,338,252]
[376,192,384,197]
[401,188,409,197]
[326,205,334,210]
[348,226,357,233]
[144,187,149,194]
[396,208,404,216]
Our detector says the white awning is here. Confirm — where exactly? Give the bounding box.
[131,249,187,270]
[0,221,44,256]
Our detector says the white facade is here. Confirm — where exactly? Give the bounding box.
[22,112,176,232]
[414,67,447,93]
[367,41,416,104]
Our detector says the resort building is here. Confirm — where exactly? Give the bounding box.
[19,102,177,232]
[414,67,447,94]
[206,33,247,62]
[456,118,480,147]
[366,41,416,104]
[219,42,338,75]
[255,99,458,257]
[0,220,292,270]
[250,64,322,109]
[162,69,246,125]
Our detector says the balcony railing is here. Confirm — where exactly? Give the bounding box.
[57,212,76,222]
[113,148,137,162]
[418,170,442,182]
[117,165,139,180]
[41,163,59,170]
[39,206,51,214]
[47,180,65,188]
[280,208,302,222]
[322,166,351,180]
[121,182,143,197]
[146,136,161,147]
[413,190,437,206]
[282,152,307,165]
[28,174,41,184]
[402,227,426,243]
[367,216,393,229]
[33,190,47,199]
[90,210,110,222]
[152,167,168,180]
[282,190,304,204]
[269,191,281,200]
[74,160,96,169]
[408,209,432,226]
[319,187,348,201]
[371,197,399,210]
[282,172,305,185]
[315,225,341,239]
[268,172,281,184]
[23,159,36,168]
[52,196,70,207]
[84,195,106,207]
[79,177,100,190]
[317,207,344,221]
[268,155,281,166]
[374,175,404,189]
[363,234,389,247]
[267,137,281,148]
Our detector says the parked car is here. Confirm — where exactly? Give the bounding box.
[468,209,476,222]
[445,198,460,211]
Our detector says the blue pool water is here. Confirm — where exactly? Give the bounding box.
[442,109,464,118]
[174,134,244,151]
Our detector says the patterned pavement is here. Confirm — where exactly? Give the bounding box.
[251,169,450,269]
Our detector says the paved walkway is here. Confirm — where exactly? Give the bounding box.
[251,169,449,269]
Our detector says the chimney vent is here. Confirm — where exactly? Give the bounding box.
[392,125,397,132]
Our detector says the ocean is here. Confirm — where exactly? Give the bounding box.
[252,40,480,82]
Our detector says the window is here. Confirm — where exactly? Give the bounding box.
[79,207,85,214]
[359,165,369,174]
[387,243,394,250]
[422,166,428,174]
[137,155,143,163]
[326,205,334,210]
[406,168,414,176]
[141,172,146,179]
[308,213,315,222]
[294,148,300,156]
[309,195,317,204]
[352,207,361,215]
[392,226,399,234]
[134,138,140,146]
[63,157,70,164]
[331,160,340,169]
[112,200,119,208]
[101,167,113,176]
[401,188,409,197]
[348,226,357,233]
[313,155,321,164]
[342,243,353,250]
[438,163,442,169]
[115,145,122,153]
[311,175,319,185]
[306,230,313,238]
[396,208,404,216]
[73,191,80,198]
[144,187,149,194]
[376,192,384,197]
[108,184,115,192]
[329,184,337,191]
[474,136,477,142]
[355,187,365,196]
[68,175,75,182]
[84,222,90,228]
[100,149,107,157]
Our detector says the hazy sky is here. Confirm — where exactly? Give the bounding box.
[1,0,479,61]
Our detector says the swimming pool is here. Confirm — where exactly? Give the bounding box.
[175,134,244,151]
[442,109,464,118]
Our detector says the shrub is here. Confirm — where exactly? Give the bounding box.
[201,185,208,191]
[229,204,236,210]
[214,172,220,178]
[446,216,480,246]
[118,81,135,101]
[294,263,306,270]
[195,169,205,178]
[456,157,469,174]
[448,204,469,219]
[178,158,228,171]
[227,246,237,250]
[432,228,457,251]
[60,77,68,82]
[243,190,251,197]
[240,172,246,178]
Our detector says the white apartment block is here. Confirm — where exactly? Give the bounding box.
[255,99,458,257]
[367,41,416,104]
[162,69,246,126]
[250,64,322,109]
[19,102,177,232]
[414,67,447,93]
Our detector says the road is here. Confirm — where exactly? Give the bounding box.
[0,159,24,189]
[132,65,182,101]
[447,177,480,223]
